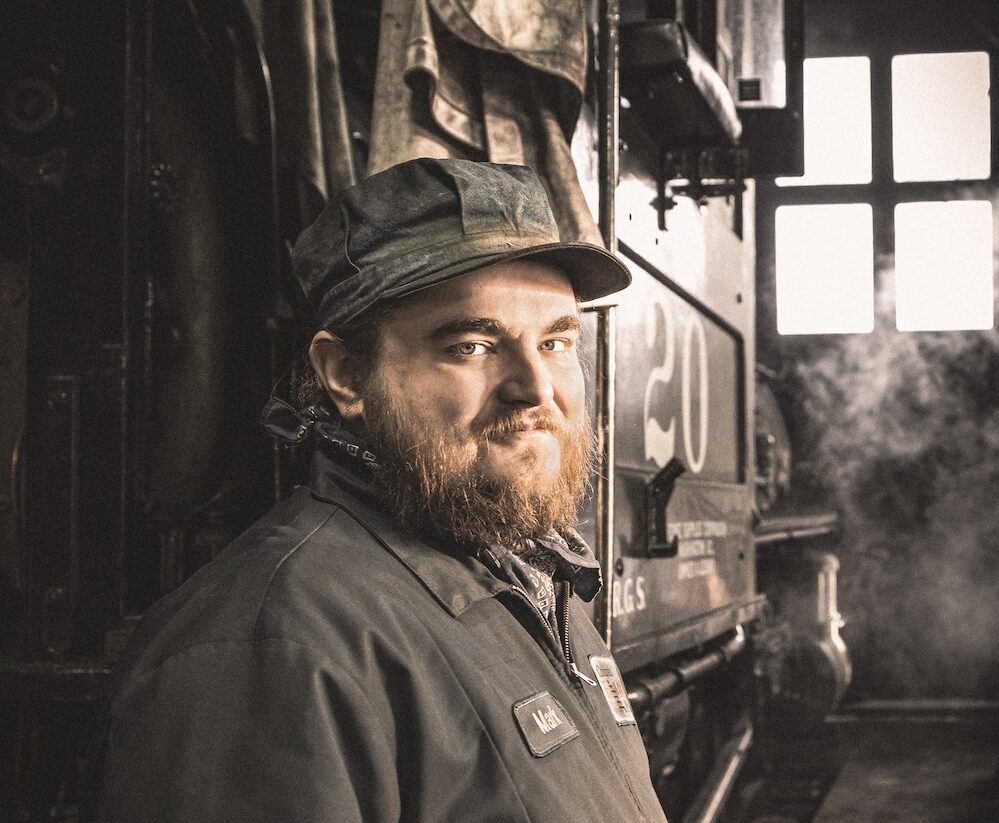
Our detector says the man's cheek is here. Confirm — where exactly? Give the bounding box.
[559,378,587,425]
[558,357,586,396]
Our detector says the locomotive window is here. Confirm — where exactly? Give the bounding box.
[894,201,994,331]
[776,56,872,187]
[775,203,874,334]
[762,17,996,339]
[892,52,991,183]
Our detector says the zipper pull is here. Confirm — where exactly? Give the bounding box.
[570,661,597,686]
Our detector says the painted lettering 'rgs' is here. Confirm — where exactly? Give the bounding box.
[612,575,647,617]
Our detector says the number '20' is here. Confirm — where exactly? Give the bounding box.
[642,300,709,473]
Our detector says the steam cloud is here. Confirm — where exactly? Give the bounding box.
[791,261,999,700]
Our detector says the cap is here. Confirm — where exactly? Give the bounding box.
[291,158,631,331]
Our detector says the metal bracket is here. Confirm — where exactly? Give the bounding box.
[655,146,747,230]
[646,456,686,557]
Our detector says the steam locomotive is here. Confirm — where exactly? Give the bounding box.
[0,1,850,820]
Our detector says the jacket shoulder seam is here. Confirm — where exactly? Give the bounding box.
[251,506,344,640]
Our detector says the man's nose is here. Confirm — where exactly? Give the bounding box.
[498,345,555,407]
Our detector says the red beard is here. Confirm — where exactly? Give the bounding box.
[362,381,595,548]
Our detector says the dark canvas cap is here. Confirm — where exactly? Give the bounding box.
[291,158,631,331]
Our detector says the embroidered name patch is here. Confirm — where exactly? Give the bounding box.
[589,655,637,726]
[512,691,580,757]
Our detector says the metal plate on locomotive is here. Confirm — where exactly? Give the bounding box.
[608,258,755,671]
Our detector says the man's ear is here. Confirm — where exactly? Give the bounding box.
[308,330,366,420]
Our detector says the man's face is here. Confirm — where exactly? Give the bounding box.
[354,259,593,545]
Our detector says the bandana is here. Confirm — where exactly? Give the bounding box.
[261,397,603,609]
[480,529,601,635]
[261,396,380,467]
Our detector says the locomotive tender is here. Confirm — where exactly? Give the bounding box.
[0,1,849,820]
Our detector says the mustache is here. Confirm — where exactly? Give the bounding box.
[477,408,561,440]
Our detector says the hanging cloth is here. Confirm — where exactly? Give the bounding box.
[368,0,601,244]
[240,0,357,221]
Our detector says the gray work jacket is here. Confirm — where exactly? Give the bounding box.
[99,454,668,822]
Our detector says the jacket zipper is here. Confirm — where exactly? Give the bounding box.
[516,586,645,816]
[559,582,597,686]
[510,584,596,686]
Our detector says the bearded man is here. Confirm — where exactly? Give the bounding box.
[97,159,668,822]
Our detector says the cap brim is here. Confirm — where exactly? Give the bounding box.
[381,241,631,306]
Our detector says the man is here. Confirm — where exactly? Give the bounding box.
[98,158,667,822]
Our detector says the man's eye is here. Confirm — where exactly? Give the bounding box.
[451,341,489,356]
[540,339,570,352]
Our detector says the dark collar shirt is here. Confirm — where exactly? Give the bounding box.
[98,403,668,822]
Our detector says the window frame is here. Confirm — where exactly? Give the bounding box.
[756,5,999,337]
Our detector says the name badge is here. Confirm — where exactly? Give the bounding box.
[512,691,580,757]
[589,655,637,726]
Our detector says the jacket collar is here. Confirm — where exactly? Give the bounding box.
[308,449,514,617]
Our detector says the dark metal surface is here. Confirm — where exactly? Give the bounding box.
[614,597,764,675]
[31,376,80,659]
[593,305,618,646]
[227,4,290,503]
[682,724,753,823]
[0,662,110,704]
[2,3,292,817]
[120,0,153,622]
[6,2,127,666]
[620,20,741,145]
[607,246,752,671]
[735,0,805,178]
[646,457,686,557]
[754,511,839,544]
[627,626,747,711]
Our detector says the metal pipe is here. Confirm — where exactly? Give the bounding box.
[753,525,836,545]
[682,723,754,823]
[594,0,621,649]
[627,626,746,711]
[597,0,620,252]
[753,510,839,545]
[753,510,839,546]
[593,307,617,646]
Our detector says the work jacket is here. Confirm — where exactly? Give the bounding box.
[99,451,668,822]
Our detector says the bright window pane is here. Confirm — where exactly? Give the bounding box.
[777,57,872,186]
[893,52,991,182]
[894,201,994,331]
[775,204,874,334]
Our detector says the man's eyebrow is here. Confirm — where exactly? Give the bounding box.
[429,317,507,340]
[429,313,581,340]
[545,314,581,335]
